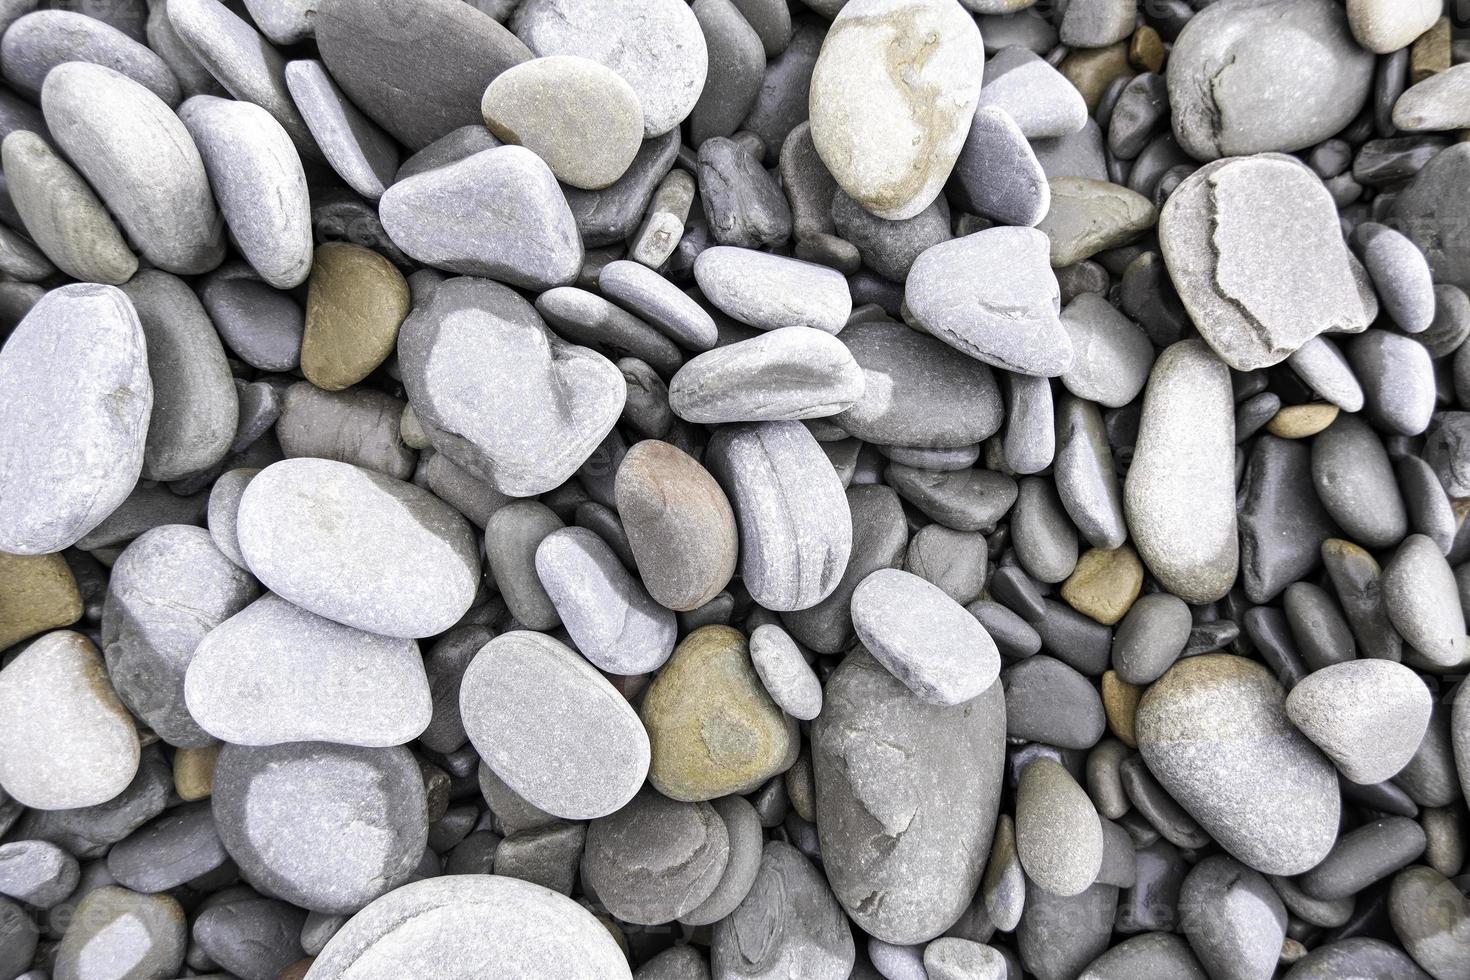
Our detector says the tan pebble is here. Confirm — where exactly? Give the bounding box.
[1129,26,1165,74]
[173,744,219,801]
[1060,42,1134,113]
[1266,403,1340,439]
[278,957,314,980]
[784,746,816,822]
[1102,670,1142,748]
[1060,545,1144,626]
[0,551,83,651]
[640,625,798,802]
[1411,17,1451,84]
[301,242,411,391]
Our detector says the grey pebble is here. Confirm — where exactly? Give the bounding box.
[493,820,584,894]
[285,58,397,200]
[1398,454,1457,555]
[1117,837,1187,933]
[0,839,78,907]
[1119,754,1211,850]
[1389,866,1470,980]
[192,894,306,980]
[380,147,582,290]
[486,501,564,630]
[749,623,822,721]
[1108,73,1169,160]
[1382,533,1467,668]
[698,136,791,249]
[199,266,304,372]
[885,463,1018,534]
[460,630,649,820]
[207,468,259,569]
[1393,63,1470,133]
[1034,119,1110,183]
[952,105,1050,229]
[1011,476,1079,584]
[1177,855,1287,980]
[73,480,208,553]
[1237,435,1338,603]
[711,841,854,979]
[1283,582,1356,671]
[277,383,415,481]
[1059,293,1154,409]
[903,524,986,604]
[585,788,729,925]
[538,286,683,376]
[1003,655,1105,750]
[393,123,501,182]
[103,801,225,896]
[705,420,852,612]
[1300,816,1427,901]
[1017,881,1119,980]
[681,794,764,926]
[600,258,719,350]
[1003,372,1056,475]
[1016,758,1103,898]
[831,189,950,282]
[1426,411,1470,498]
[1311,413,1408,549]
[1079,932,1207,980]
[671,326,863,423]
[976,45,1088,140]
[1361,223,1436,333]
[637,946,712,980]
[1421,284,1470,359]
[54,886,186,980]
[967,599,1041,659]
[1347,329,1437,436]
[2,9,179,104]
[185,593,431,747]
[1112,592,1192,685]
[535,525,677,674]
[15,746,169,859]
[1053,395,1127,551]
[1284,938,1431,980]
[1287,659,1431,784]
[213,742,427,914]
[1321,538,1403,664]
[564,127,683,246]
[694,246,851,334]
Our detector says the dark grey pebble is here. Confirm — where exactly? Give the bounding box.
[1112,592,1191,684]
[1238,435,1338,603]
[1311,414,1408,549]
[105,801,228,893]
[1178,855,1287,980]
[1299,817,1427,901]
[192,894,306,980]
[1053,394,1128,550]
[1003,655,1105,750]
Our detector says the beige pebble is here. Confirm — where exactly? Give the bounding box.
[1101,670,1142,748]
[301,243,411,391]
[0,551,83,651]
[173,744,219,801]
[1266,403,1340,439]
[1060,545,1144,626]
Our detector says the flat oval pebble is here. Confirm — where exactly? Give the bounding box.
[535,525,677,674]
[460,630,650,820]
[0,631,139,811]
[749,623,822,721]
[1382,533,1467,668]
[236,458,478,638]
[185,593,432,747]
[1178,855,1287,980]
[308,875,631,979]
[669,327,864,423]
[850,568,1000,706]
[599,258,719,350]
[1136,654,1340,875]
[693,247,851,334]
[301,243,410,392]
[680,794,764,926]
[1016,758,1104,898]
[0,284,151,555]
[808,0,983,220]
[213,742,428,914]
[3,9,180,104]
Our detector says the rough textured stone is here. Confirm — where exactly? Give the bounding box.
[584,789,729,925]
[711,841,854,979]
[1037,178,1157,268]
[1016,757,1103,898]
[670,327,863,424]
[1178,855,1287,980]
[1382,533,1467,668]
[0,551,83,653]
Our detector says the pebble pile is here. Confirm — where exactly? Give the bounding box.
[0,0,1467,979]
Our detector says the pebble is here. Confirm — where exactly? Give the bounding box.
[461,630,650,819]
[1392,143,1470,294]
[1037,178,1157,268]
[277,384,414,480]
[1393,63,1470,132]
[697,136,792,248]
[1285,938,1433,980]
[53,886,187,980]
[1017,881,1119,980]
[1238,435,1338,603]
[538,286,683,375]
[808,0,983,220]
[1348,330,1437,436]
[711,841,855,979]
[200,266,305,371]
[951,105,1050,227]
[1167,0,1374,160]
[976,45,1089,140]
[1016,758,1103,898]
[850,568,1000,706]
[285,58,397,200]
[693,247,851,334]
[1060,546,1143,626]
[482,56,643,191]
[0,838,79,907]
[688,0,764,147]
[814,650,1005,945]
[1311,413,1409,549]
[884,464,1018,533]
[1360,224,1436,333]
[1012,476,1080,584]
[584,789,729,925]
[486,501,564,629]
[748,624,821,721]
[0,552,82,652]
[1348,0,1443,54]
[1003,655,1106,749]
[1177,855,1287,980]
[3,9,178,104]
[1111,593,1192,685]
[1080,933,1207,980]
[301,242,410,391]
[105,800,228,892]
[510,0,706,138]
[1058,293,1154,409]
[0,631,139,811]
[640,625,798,802]
[535,525,677,674]
[1387,866,1470,980]
[1053,395,1128,550]
[398,276,622,496]
[705,421,852,611]
[1124,340,1239,603]
[669,327,864,423]
[1135,655,1340,875]
[185,592,432,747]
[905,227,1073,378]
[213,742,427,914]
[1300,817,1427,901]
[1382,533,1467,668]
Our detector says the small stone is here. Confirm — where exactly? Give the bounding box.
[1017,881,1119,980]
[174,744,218,801]
[0,631,139,811]
[535,525,677,674]
[1265,404,1339,439]
[1359,224,1437,333]
[693,247,851,334]
[585,788,729,925]
[537,286,683,375]
[185,593,432,747]
[461,630,650,819]
[1016,758,1104,898]
[1135,654,1340,875]
[1003,655,1106,750]
[284,58,397,200]
[1053,395,1127,550]
[1238,435,1338,604]
[850,568,1000,706]
[1101,671,1142,748]
[905,227,1073,377]
[482,55,643,191]
[808,0,983,220]
[486,501,564,629]
[1060,546,1143,626]
[1178,855,1288,980]
[1124,340,1238,603]
[1112,592,1191,685]
[1382,533,1467,668]
[200,265,305,372]
[831,190,950,282]
[276,384,414,480]
[976,45,1089,140]
[1392,143,1470,294]
[1058,293,1153,409]
[1347,330,1437,436]
[1311,413,1409,549]
[670,327,864,424]
[1107,72,1169,159]
[697,136,792,249]
[711,841,855,979]
[1037,178,1157,267]
[3,9,178,104]
[641,625,798,802]
[688,0,765,147]
[1348,0,1442,54]
[54,887,187,980]
[0,552,82,652]
[106,800,229,893]
[1167,0,1374,160]
[301,243,410,391]
[749,624,822,721]
[1058,41,1133,113]
[0,839,78,907]
[178,94,312,289]
[1300,817,1428,901]
[380,146,582,290]
[951,105,1050,227]
[213,742,427,914]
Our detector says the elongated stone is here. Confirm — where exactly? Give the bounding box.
[285,58,397,201]
[669,327,864,423]
[3,10,180,104]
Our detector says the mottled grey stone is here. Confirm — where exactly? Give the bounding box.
[670,327,863,423]
[4,9,177,105]
[694,246,851,334]
[585,788,728,925]
[1237,434,1338,604]
[697,136,791,248]
[1387,867,1470,980]
[1017,881,1118,980]
[689,0,764,147]
[1300,816,1427,901]
[1283,938,1431,980]
[748,623,821,722]
[814,650,1005,944]
[1112,592,1191,685]
[213,742,427,914]
[831,188,950,283]
[1059,293,1153,409]
[1310,413,1408,549]
[1016,758,1103,898]
[1178,856,1287,980]
[285,58,397,200]
[1078,932,1207,980]
[1382,533,1467,668]
[0,285,151,555]
[951,104,1050,227]
[192,894,307,980]
[0,839,78,907]
[199,265,304,372]
[104,800,228,892]
[186,593,432,747]
[1347,330,1437,436]
[276,383,416,481]
[399,277,622,496]
[711,841,855,979]
[460,630,650,820]
[486,501,564,629]
[1291,660,1431,786]
[54,887,187,980]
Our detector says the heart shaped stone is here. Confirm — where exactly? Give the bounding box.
[397,276,625,497]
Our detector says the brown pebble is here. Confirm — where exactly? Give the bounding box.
[0,551,83,651]
[277,957,314,980]
[1060,42,1134,112]
[1101,670,1142,748]
[1128,26,1165,74]
[301,243,411,391]
[1060,545,1144,626]
[1410,17,1451,84]
[173,744,219,801]
[1266,403,1340,439]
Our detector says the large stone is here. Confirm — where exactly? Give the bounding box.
[53,886,187,980]
[0,284,152,555]
[808,0,984,220]
[813,650,1005,944]
[1285,659,1431,786]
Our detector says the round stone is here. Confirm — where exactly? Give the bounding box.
[1060,546,1144,626]
[0,631,140,811]
[749,624,822,721]
[1178,855,1288,980]
[1135,654,1341,875]
[809,0,983,219]
[1016,757,1104,898]
[302,243,411,391]
[460,630,650,820]
[236,458,479,639]
[584,788,729,925]
[1382,533,1467,668]
[482,55,643,191]
[185,593,433,747]
[1287,660,1432,785]
[213,742,428,914]
[640,625,799,802]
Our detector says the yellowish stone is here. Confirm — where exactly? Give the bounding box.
[1410,17,1451,84]
[1266,403,1340,439]
[1102,670,1142,748]
[1129,26,1165,74]
[0,551,82,651]
[1060,42,1134,113]
[1060,546,1144,626]
[640,625,798,802]
[173,744,219,801]
[301,243,411,391]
